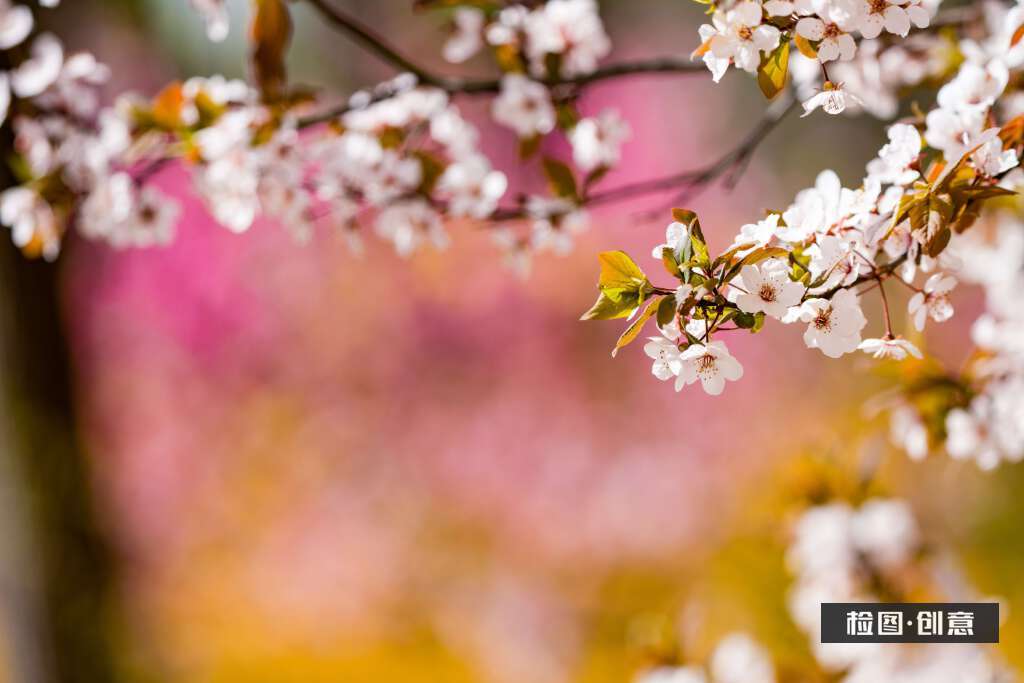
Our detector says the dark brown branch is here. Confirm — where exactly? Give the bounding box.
[298,0,703,127]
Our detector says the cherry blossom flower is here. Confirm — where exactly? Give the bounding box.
[799,289,867,358]
[651,221,687,258]
[806,234,864,290]
[675,340,744,395]
[0,186,60,260]
[11,33,63,98]
[523,0,611,77]
[865,123,921,185]
[937,60,1008,111]
[644,336,682,381]
[375,199,448,257]
[796,11,857,64]
[970,131,1019,177]
[709,633,775,683]
[907,273,956,331]
[490,228,532,278]
[491,74,556,138]
[779,170,847,242]
[706,2,781,77]
[946,402,1004,470]
[857,336,923,360]
[443,8,484,64]
[801,81,862,117]
[0,0,33,50]
[527,197,588,255]
[636,666,707,683]
[196,147,261,234]
[889,405,929,460]
[924,106,986,162]
[849,498,919,569]
[732,259,803,319]
[438,155,508,219]
[856,0,929,40]
[569,110,631,172]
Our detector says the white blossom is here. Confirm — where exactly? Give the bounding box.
[705,2,781,76]
[569,110,631,172]
[800,289,867,358]
[644,336,682,381]
[11,33,63,98]
[523,0,611,77]
[709,633,775,683]
[801,82,863,117]
[856,0,929,40]
[491,74,556,138]
[907,273,956,331]
[732,259,803,319]
[796,11,857,63]
[443,8,484,64]
[865,123,921,185]
[675,340,744,395]
[0,0,33,50]
[375,199,448,257]
[438,155,508,219]
[857,336,923,360]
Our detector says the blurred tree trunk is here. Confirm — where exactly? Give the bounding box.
[0,234,122,682]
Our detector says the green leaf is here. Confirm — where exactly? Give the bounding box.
[519,134,542,159]
[542,157,579,201]
[657,294,677,328]
[597,250,648,292]
[556,102,580,131]
[661,247,682,278]
[757,41,789,100]
[580,291,640,321]
[580,251,652,321]
[734,311,766,332]
[613,296,663,356]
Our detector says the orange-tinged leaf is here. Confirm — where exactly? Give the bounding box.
[612,296,663,357]
[794,34,818,59]
[757,41,789,100]
[151,82,185,130]
[1012,23,1024,48]
[999,114,1024,148]
[250,0,293,102]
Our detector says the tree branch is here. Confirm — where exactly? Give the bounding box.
[299,0,703,113]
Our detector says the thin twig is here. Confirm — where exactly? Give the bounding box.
[630,93,798,216]
[482,95,798,222]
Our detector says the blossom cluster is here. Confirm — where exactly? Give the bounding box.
[443,0,611,78]
[786,497,1010,681]
[695,0,940,113]
[589,21,1023,409]
[886,200,1024,470]
[0,0,637,273]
